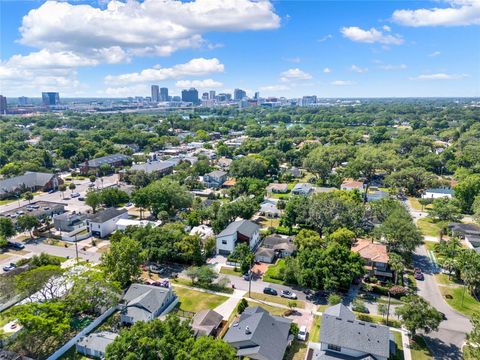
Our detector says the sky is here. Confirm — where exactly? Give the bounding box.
[0,0,479,98]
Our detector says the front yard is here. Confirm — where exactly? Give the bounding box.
[174,286,228,313]
[438,284,480,318]
[416,218,446,238]
[263,259,286,284]
[247,292,305,309]
[219,266,241,277]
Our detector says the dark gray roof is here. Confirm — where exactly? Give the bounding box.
[130,160,175,174]
[217,219,260,238]
[0,172,56,195]
[80,153,129,168]
[224,306,292,360]
[256,247,276,258]
[192,309,223,336]
[425,188,454,195]
[77,332,118,354]
[123,283,173,322]
[449,223,480,235]
[206,170,227,178]
[320,306,390,359]
[88,207,127,223]
[262,235,295,251]
[323,304,356,321]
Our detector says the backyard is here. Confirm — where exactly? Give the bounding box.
[174,286,229,313]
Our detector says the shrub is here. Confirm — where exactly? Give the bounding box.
[290,323,299,336]
[357,314,373,322]
[237,298,248,314]
[389,285,408,298]
[327,293,341,305]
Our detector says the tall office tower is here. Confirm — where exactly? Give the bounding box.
[254,92,260,100]
[18,96,29,106]
[160,87,169,101]
[234,88,247,101]
[0,95,7,114]
[151,85,160,102]
[202,92,209,100]
[301,95,317,106]
[209,90,216,100]
[42,92,60,106]
[181,88,199,104]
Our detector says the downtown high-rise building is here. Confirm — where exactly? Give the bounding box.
[42,92,60,106]
[181,88,199,104]
[160,87,169,101]
[151,85,160,102]
[202,92,209,100]
[254,92,260,100]
[0,95,7,114]
[234,88,247,101]
[209,90,216,100]
[18,96,29,106]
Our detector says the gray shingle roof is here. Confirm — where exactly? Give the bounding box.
[323,304,355,321]
[320,306,390,359]
[80,153,129,168]
[206,170,227,178]
[224,307,292,360]
[217,219,260,238]
[130,161,175,174]
[0,172,56,195]
[192,309,223,336]
[77,332,118,354]
[122,284,172,322]
[88,208,127,223]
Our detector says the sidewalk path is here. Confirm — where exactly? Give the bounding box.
[214,289,246,319]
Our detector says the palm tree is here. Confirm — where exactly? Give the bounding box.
[389,253,405,285]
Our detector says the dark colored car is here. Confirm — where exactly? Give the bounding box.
[263,287,278,296]
[3,263,16,272]
[8,241,25,250]
[414,272,424,280]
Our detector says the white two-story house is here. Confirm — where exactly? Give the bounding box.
[216,219,261,255]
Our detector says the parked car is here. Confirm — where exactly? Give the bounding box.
[414,267,422,274]
[297,326,307,341]
[2,263,16,272]
[243,271,252,281]
[263,287,278,296]
[78,197,85,201]
[280,290,297,299]
[48,189,55,194]
[71,192,81,198]
[414,272,424,280]
[8,241,25,250]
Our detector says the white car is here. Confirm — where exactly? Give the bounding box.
[281,290,297,299]
[297,326,307,341]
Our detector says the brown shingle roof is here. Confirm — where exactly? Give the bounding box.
[351,239,389,264]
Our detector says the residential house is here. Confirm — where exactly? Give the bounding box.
[0,172,62,199]
[291,183,314,196]
[367,190,389,202]
[222,179,237,188]
[120,283,177,325]
[449,223,480,250]
[259,200,281,218]
[216,219,261,255]
[191,309,224,337]
[422,188,454,199]
[351,239,392,278]
[86,208,128,238]
[256,235,296,263]
[76,332,118,359]
[217,157,233,169]
[341,180,364,192]
[266,183,289,194]
[203,170,228,188]
[305,304,391,360]
[189,224,214,239]
[289,167,302,178]
[79,153,130,175]
[116,218,159,231]
[129,160,175,176]
[224,306,292,360]
[53,213,87,232]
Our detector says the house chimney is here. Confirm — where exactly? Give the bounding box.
[245,326,251,334]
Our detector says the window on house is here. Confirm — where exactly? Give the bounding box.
[327,344,341,352]
[222,240,227,245]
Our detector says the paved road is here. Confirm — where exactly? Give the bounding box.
[413,244,472,360]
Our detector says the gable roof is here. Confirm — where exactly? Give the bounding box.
[130,160,175,174]
[0,172,56,195]
[351,239,389,264]
[217,219,260,238]
[192,309,223,336]
[80,153,129,168]
[224,306,292,360]
[323,304,356,321]
[449,222,480,235]
[206,170,227,178]
[77,331,118,354]
[88,207,128,223]
[292,183,313,193]
[122,284,172,322]
[341,180,364,189]
[320,306,390,359]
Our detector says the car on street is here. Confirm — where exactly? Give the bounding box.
[297,326,307,341]
[414,272,424,280]
[7,241,25,250]
[280,290,297,299]
[48,189,55,194]
[263,287,278,296]
[71,192,81,198]
[2,263,16,272]
[243,271,252,281]
[78,197,85,201]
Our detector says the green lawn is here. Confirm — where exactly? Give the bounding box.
[309,315,321,342]
[246,301,286,316]
[439,285,480,318]
[174,287,228,313]
[416,218,446,238]
[410,336,433,360]
[247,292,305,309]
[391,331,404,360]
[219,266,241,277]
[408,197,424,211]
[0,198,16,206]
[263,259,286,284]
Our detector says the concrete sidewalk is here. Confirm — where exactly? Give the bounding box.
[214,289,246,319]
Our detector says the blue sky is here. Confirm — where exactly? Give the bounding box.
[1,0,479,98]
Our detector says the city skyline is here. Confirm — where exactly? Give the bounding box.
[1,0,479,98]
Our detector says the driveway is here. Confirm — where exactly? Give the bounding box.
[413,244,472,360]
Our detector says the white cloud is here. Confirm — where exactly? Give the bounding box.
[392,0,480,27]
[175,79,223,89]
[383,25,392,32]
[429,51,441,57]
[259,84,290,92]
[323,67,332,74]
[341,26,404,45]
[409,73,468,80]
[350,64,368,73]
[280,68,312,82]
[318,34,333,42]
[331,80,356,86]
[20,0,280,59]
[104,58,224,85]
[379,64,407,71]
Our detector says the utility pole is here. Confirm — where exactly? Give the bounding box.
[386,292,391,326]
[248,258,253,298]
[74,234,79,264]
